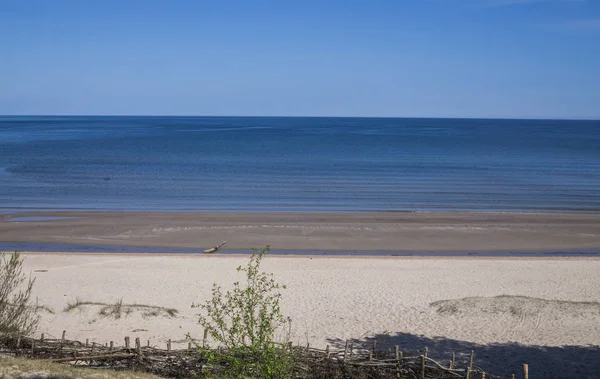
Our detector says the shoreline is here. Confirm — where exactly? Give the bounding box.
[16,251,600,260]
[1,210,599,253]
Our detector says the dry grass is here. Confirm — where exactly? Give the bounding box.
[0,356,160,379]
[431,295,600,317]
[64,298,178,319]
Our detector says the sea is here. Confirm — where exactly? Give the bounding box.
[1,116,599,213]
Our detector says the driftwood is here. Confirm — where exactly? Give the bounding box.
[202,241,227,254]
[0,333,507,379]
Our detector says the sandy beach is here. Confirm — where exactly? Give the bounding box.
[13,253,600,378]
[2,212,600,377]
[2,211,600,252]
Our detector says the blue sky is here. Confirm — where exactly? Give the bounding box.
[1,0,599,119]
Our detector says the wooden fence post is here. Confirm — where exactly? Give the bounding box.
[167,339,171,351]
[395,345,401,379]
[40,333,44,342]
[420,354,425,379]
[342,340,348,361]
[468,350,474,371]
[424,346,428,358]
[523,364,529,379]
[61,331,66,347]
[451,352,455,369]
[85,338,89,347]
[125,336,130,349]
[136,337,142,359]
[326,345,330,358]
[203,329,208,348]
[109,341,114,352]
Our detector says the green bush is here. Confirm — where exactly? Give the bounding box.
[0,252,39,336]
[193,246,294,378]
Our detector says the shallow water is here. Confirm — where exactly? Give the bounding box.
[1,242,598,256]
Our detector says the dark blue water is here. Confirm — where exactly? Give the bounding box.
[1,116,599,212]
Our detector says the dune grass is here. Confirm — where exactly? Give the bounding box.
[0,356,159,379]
[64,298,178,319]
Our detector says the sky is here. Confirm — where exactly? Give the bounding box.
[1,0,599,119]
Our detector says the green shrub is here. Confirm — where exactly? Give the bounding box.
[193,246,294,378]
[0,252,39,336]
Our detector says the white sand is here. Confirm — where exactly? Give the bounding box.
[17,254,600,378]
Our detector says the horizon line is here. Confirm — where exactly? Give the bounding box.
[1,114,599,122]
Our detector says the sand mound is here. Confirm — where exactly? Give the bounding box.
[64,300,178,321]
[431,295,600,318]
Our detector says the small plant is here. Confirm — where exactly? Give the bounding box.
[0,252,39,336]
[193,246,294,379]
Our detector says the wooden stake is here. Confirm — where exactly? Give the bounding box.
[395,345,401,379]
[466,367,471,379]
[124,336,130,349]
[203,329,208,348]
[188,342,192,352]
[482,372,486,379]
[85,338,89,347]
[136,338,142,359]
[61,330,66,345]
[31,341,34,355]
[349,343,354,359]
[451,352,455,369]
[167,339,171,351]
[16,333,21,348]
[326,345,330,358]
[91,343,95,354]
[109,341,114,352]
[342,340,348,361]
[468,350,474,371]
[147,340,150,347]
[369,351,373,361]
[523,364,529,379]
[424,346,428,358]
[372,340,377,354]
[420,354,426,379]
[40,333,44,342]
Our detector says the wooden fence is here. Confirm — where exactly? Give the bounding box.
[0,332,530,379]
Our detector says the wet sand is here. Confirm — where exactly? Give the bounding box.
[1,211,600,252]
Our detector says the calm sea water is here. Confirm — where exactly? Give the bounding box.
[1,116,599,212]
